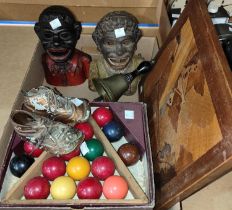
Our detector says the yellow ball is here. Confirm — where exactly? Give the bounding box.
[66,156,90,181]
[50,176,76,199]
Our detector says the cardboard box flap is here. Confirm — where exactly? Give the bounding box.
[0,0,162,24]
[0,0,171,40]
[141,0,232,209]
[0,0,159,7]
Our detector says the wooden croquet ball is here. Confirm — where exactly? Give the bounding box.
[60,148,81,161]
[92,107,113,127]
[74,122,94,140]
[103,175,128,199]
[91,156,115,180]
[50,176,76,199]
[23,141,43,157]
[24,176,50,199]
[102,121,124,142]
[42,157,66,181]
[77,177,103,199]
[117,143,140,166]
[66,156,90,180]
[9,154,34,178]
[81,138,104,161]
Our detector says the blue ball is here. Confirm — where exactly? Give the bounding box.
[102,121,124,142]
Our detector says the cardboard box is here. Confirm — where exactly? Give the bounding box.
[4,0,232,210]
[0,0,170,209]
[0,35,158,209]
[0,102,154,210]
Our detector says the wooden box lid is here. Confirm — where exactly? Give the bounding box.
[141,0,232,209]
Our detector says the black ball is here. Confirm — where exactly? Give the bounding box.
[9,154,34,178]
[102,121,124,142]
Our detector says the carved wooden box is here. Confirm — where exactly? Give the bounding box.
[141,0,232,209]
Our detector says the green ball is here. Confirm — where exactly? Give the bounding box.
[82,138,104,161]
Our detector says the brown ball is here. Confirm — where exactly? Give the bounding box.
[117,143,140,166]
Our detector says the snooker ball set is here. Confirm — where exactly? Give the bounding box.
[9,106,144,201]
[23,153,128,200]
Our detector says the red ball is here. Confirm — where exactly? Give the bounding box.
[92,107,113,127]
[42,157,66,181]
[103,175,128,199]
[77,177,102,199]
[23,141,43,157]
[24,176,50,199]
[91,156,115,180]
[74,122,94,140]
[60,148,81,161]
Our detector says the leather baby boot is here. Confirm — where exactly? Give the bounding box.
[11,110,84,156]
[22,86,90,124]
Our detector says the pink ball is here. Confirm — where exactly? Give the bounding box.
[92,107,113,127]
[91,156,115,180]
[24,176,50,199]
[103,175,128,199]
[77,177,102,199]
[42,157,66,181]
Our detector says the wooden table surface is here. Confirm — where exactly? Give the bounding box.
[0,25,232,210]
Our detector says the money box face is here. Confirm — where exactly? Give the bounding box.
[100,32,137,71]
[92,11,142,72]
[34,6,81,62]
